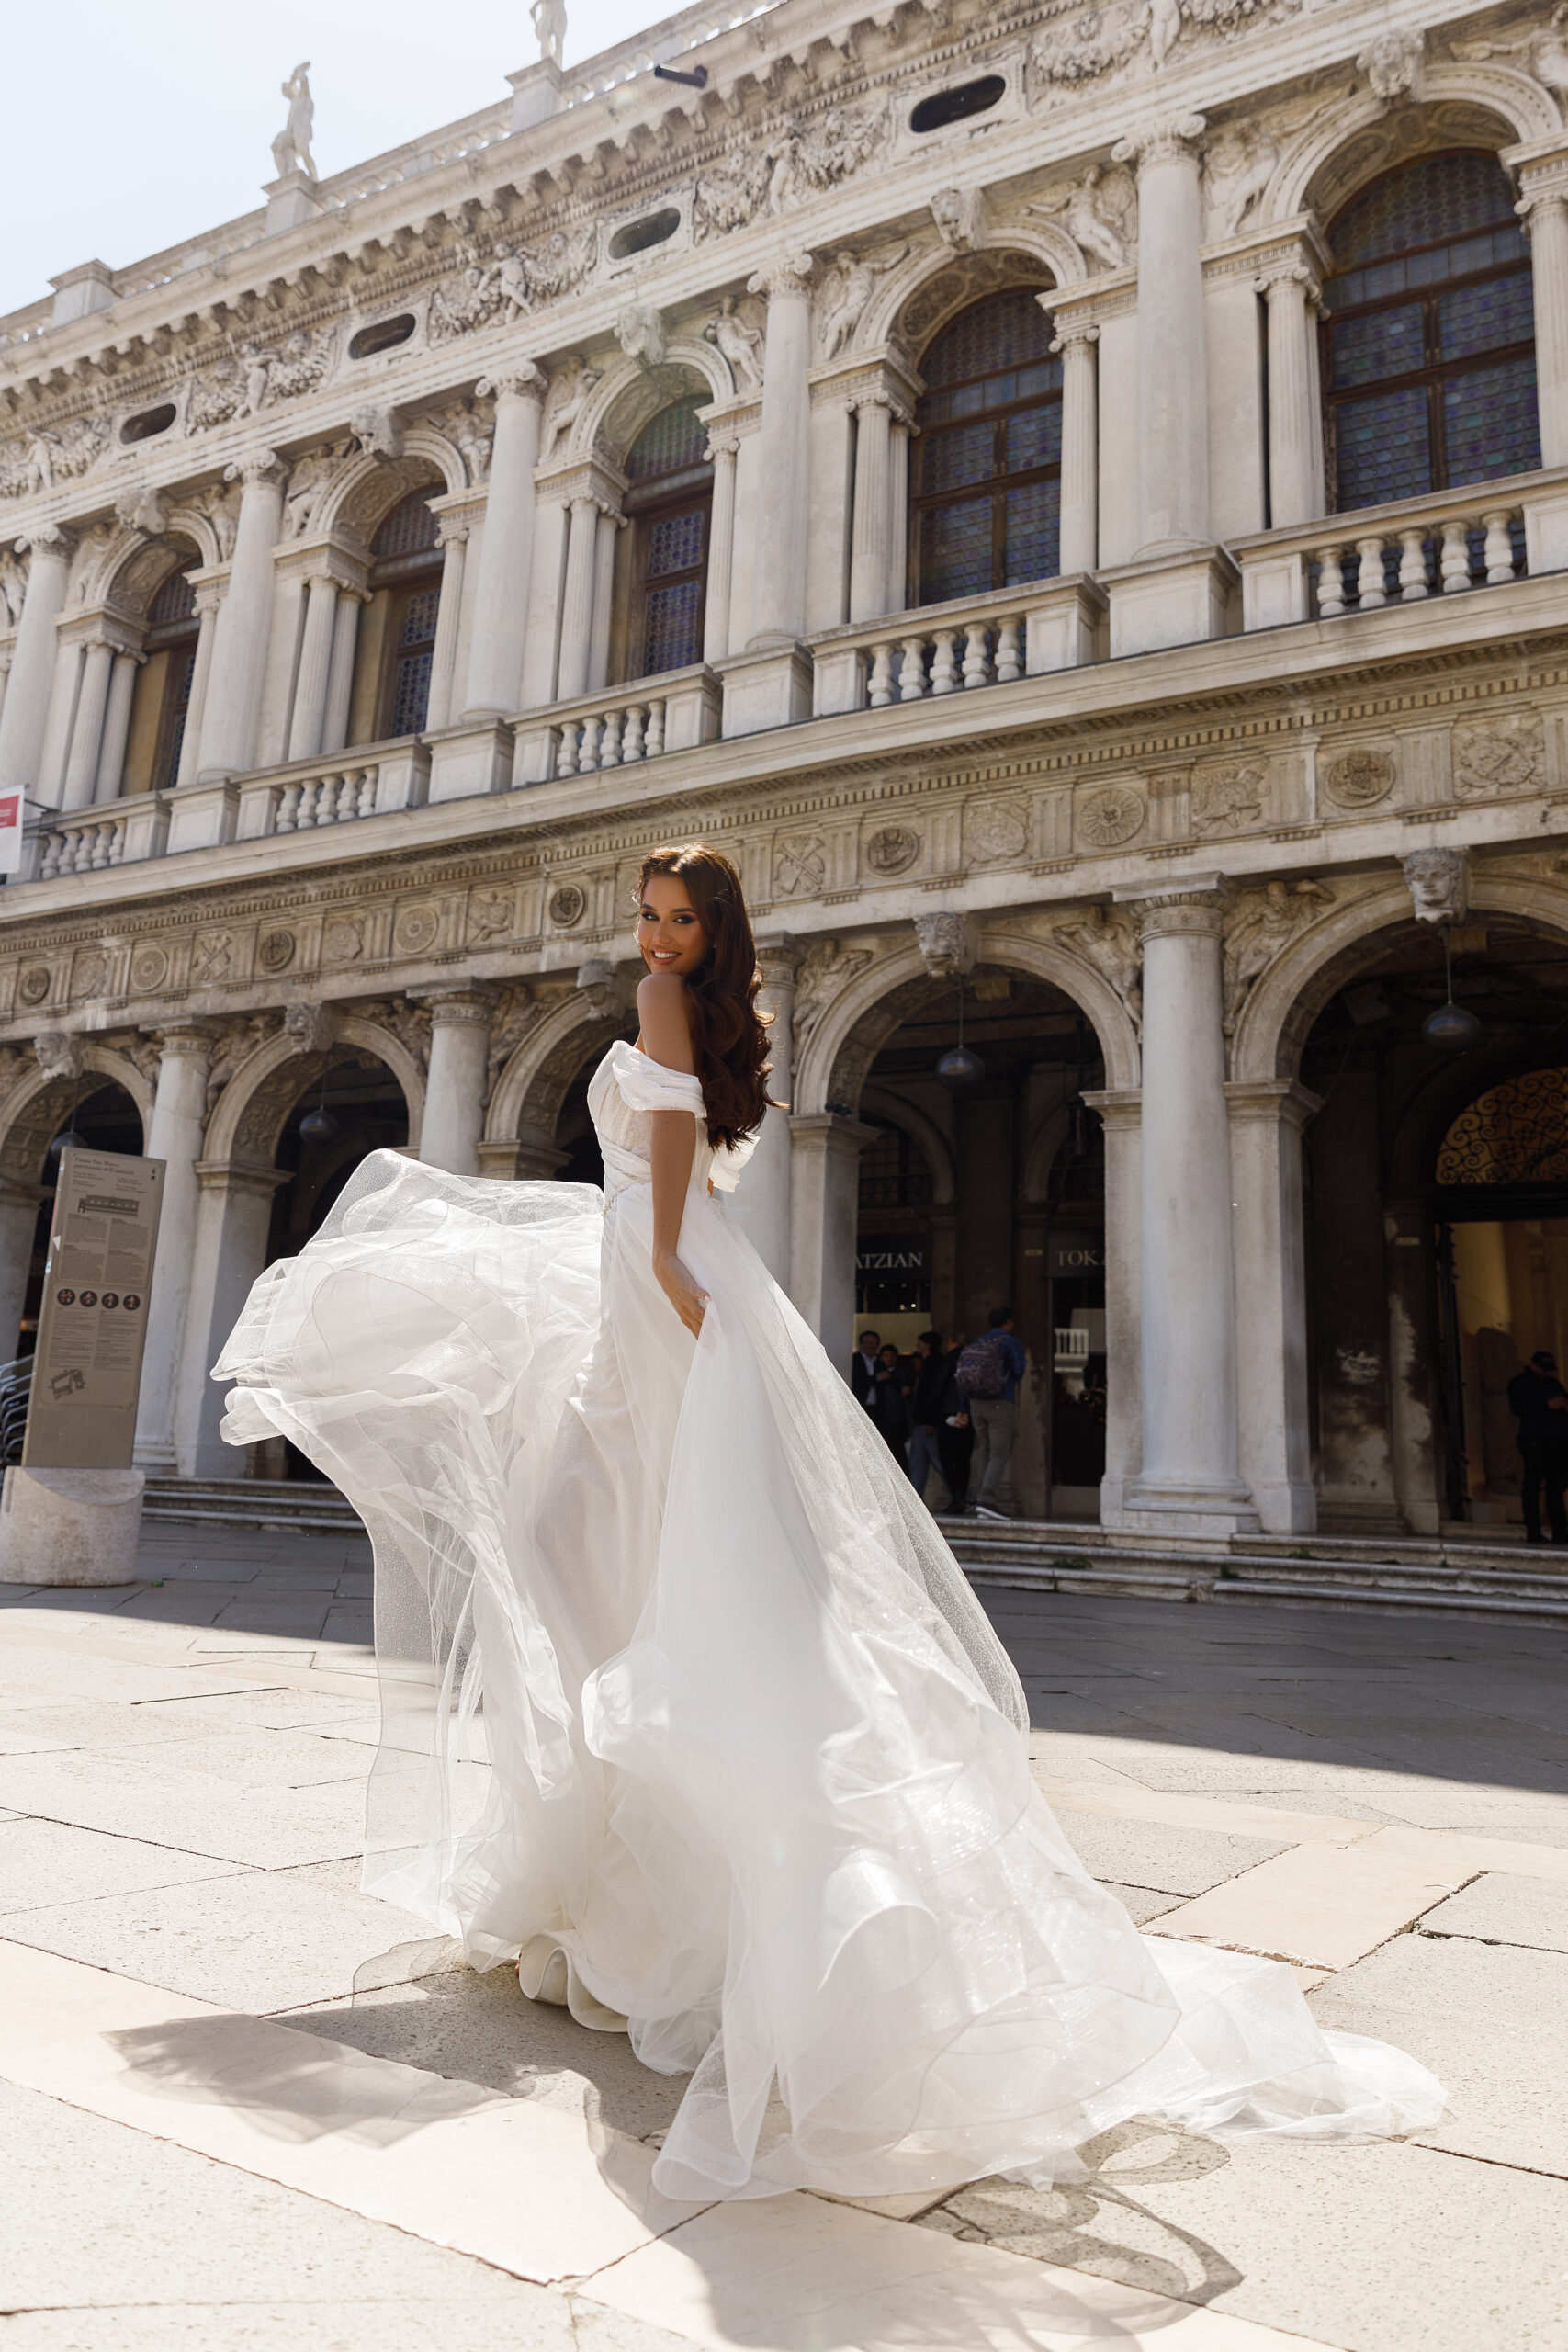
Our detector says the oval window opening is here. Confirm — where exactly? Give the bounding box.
[608,208,681,261]
[119,403,177,445]
[349,313,417,360]
[909,74,1006,134]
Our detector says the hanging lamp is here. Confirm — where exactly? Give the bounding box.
[935,978,985,1091]
[1423,925,1482,1053]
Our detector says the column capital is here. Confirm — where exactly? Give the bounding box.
[477,362,547,404]
[1120,883,1227,943]
[435,514,470,549]
[747,250,814,300]
[1111,114,1206,172]
[704,429,741,462]
[224,447,286,490]
[194,1158,292,1199]
[15,523,73,560]
[1254,258,1320,303]
[1081,1087,1143,1130]
[409,982,498,1027]
[1047,311,1100,354]
[1223,1078,1324,1130]
[143,1016,221,1063]
[754,933,803,989]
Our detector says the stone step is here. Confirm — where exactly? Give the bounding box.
[141,1476,363,1534]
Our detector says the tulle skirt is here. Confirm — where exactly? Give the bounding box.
[215,1150,1444,2200]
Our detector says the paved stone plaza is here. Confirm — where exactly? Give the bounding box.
[1,1529,1565,2349]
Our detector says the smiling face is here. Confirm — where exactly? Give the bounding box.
[637,872,711,979]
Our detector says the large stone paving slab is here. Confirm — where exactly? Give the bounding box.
[0,1817,243,1914]
[1053,1814,1292,1899]
[1419,1871,1568,1953]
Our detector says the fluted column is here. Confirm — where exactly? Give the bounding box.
[175,1160,290,1477]
[889,418,912,610]
[748,253,815,645]
[0,527,72,804]
[1258,263,1321,528]
[416,987,495,1177]
[1113,117,1210,553]
[287,570,341,763]
[1122,883,1257,1532]
[462,367,546,717]
[174,581,222,789]
[1052,316,1100,575]
[133,1022,216,1471]
[197,450,286,777]
[424,519,468,732]
[321,587,364,756]
[729,937,799,1286]
[1517,179,1568,468]
[848,395,895,622]
[703,433,739,662]
[555,496,601,702]
[61,639,115,810]
[588,505,619,693]
[94,650,141,801]
[1226,1080,1320,1532]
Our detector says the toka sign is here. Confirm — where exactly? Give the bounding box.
[23,1149,165,1469]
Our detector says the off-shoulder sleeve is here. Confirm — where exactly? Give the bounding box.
[611,1043,705,1116]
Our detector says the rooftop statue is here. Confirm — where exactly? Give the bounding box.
[271,62,316,181]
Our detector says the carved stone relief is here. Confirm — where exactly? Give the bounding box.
[547,883,587,929]
[1221,877,1333,1032]
[1191,759,1267,836]
[1324,748,1395,808]
[394,902,441,955]
[774,836,829,899]
[964,799,1030,865]
[1454,713,1545,797]
[793,939,874,1046]
[864,824,921,878]
[1052,905,1143,1028]
[1076,783,1146,849]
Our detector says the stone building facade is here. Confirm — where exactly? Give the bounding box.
[5,0,1568,1536]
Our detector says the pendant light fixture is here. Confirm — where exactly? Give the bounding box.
[1423,924,1482,1053]
[935,978,985,1091]
[299,1068,340,1145]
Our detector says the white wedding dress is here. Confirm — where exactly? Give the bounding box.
[216,1040,1443,2200]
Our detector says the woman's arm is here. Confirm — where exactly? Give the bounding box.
[637,973,707,1339]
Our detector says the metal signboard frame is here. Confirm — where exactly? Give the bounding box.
[22,1148,165,1470]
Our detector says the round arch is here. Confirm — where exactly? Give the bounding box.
[1234,870,1568,1084]
[795,925,1141,1118]
[101,532,203,622]
[205,1015,425,1167]
[858,1082,956,1205]
[0,1046,152,1192]
[486,989,627,1156]
[319,447,457,548]
[570,335,732,468]
[870,240,1078,361]
[1269,79,1556,228]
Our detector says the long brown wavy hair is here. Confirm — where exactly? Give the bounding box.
[637,843,773,1148]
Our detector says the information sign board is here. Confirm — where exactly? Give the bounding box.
[22,1148,165,1469]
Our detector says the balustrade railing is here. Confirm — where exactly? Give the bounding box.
[556,695,668,776]
[513,666,721,785]
[275,763,382,831]
[36,807,130,879]
[1311,503,1524,616]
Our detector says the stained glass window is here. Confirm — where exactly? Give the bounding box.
[146,564,199,792]
[1323,152,1540,513]
[388,588,439,737]
[913,288,1063,607]
[372,492,440,560]
[625,401,713,680]
[367,483,446,741]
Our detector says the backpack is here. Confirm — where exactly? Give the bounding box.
[955,1331,1010,1400]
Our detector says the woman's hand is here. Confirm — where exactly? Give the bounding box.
[654,1245,708,1338]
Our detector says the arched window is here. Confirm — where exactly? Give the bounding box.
[1322,152,1540,514]
[367,492,442,739]
[146,565,197,791]
[621,399,712,681]
[911,287,1062,607]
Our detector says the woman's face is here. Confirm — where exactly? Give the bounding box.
[637,873,710,978]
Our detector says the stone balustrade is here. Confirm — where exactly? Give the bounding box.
[233,744,429,843]
[35,807,130,880]
[1235,469,1568,632]
[512,665,722,785]
[810,576,1106,718]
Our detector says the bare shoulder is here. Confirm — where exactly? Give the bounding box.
[636,970,697,1074]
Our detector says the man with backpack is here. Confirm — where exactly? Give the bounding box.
[954,1306,1028,1521]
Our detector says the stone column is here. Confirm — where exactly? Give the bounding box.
[0,527,72,802]
[174,1161,289,1477]
[1121,883,1257,1532]
[1051,317,1100,575]
[1083,1090,1142,1523]
[1518,182,1568,469]
[424,519,468,732]
[729,938,798,1286]
[1384,1196,1441,1536]
[703,433,739,662]
[175,581,223,789]
[1113,117,1210,552]
[197,450,286,778]
[1226,1080,1320,1532]
[588,506,619,694]
[133,1022,216,1472]
[848,396,895,623]
[321,588,364,757]
[287,571,341,763]
[1258,263,1321,529]
[748,253,815,645]
[60,639,116,810]
[462,367,546,718]
[888,419,912,613]
[555,497,601,701]
[94,650,141,802]
[0,1181,43,1363]
[787,1111,875,1370]
[416,987,495,1177]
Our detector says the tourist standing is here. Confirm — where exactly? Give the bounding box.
[907,1329,947,1502]
[1507,1349,1568,1544]
[956,1306,1027,1521]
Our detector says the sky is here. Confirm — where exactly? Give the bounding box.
[0,0,666,319]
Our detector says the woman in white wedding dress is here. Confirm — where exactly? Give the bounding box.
[215,842,1442,2203]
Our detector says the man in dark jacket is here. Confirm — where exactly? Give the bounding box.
[851,1329,881,1407]
[1506,1349,1568,1544]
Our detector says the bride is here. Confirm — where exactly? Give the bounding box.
[215,842,1442,2202]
